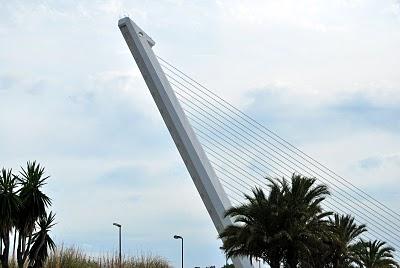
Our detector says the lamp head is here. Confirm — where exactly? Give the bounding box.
[173,235,182,239]
[113,223,121,227]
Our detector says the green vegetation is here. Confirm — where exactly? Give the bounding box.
[219,174,399,268]
[354,240,399,268]
[1,161,54,268]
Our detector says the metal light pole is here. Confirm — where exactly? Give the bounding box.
[113,223,122,268]
[173,235,184,268]
[220,246,228,267]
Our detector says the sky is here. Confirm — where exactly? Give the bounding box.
[1,0,400,267]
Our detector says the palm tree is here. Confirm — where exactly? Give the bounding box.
[0,168,20,268]
[278,175,332,267]
[15,161,52,268]
[219,186,284,268]
[220,174,332,268]
[328,214,367,268]
[28,212,56,268]
[354,240,399,268]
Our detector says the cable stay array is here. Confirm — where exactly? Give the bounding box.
[157,56,400,260]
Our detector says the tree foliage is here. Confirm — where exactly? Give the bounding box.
[354,240,400,268]
[0,161,55,268]
[219,174,399,268]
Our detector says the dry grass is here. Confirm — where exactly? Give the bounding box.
[8,246,171,268]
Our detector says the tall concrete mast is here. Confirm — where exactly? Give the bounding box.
[118,17,252,268]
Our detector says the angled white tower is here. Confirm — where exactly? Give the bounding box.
[118,17,253,268]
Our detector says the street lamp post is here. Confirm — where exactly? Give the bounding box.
[173,235,184,268]
[220,247,228,267]
[113,223,122,268]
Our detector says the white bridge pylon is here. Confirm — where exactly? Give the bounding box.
[118,17,253,268]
